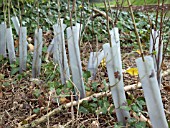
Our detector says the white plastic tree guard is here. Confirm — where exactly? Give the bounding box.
[67,23,85,99]
[102,28,130,125]
[45,39,54,62]
[47,38,54,55]
[149,29,163,88]
[103,44,130,125]
[19,27,27,73]
[136,56,168,128]
[6,27,16,64]
[32,29,43,78]
[87,51,104,80]
[53,19,70,85]
[11,16,20,35]
[11,16,28,45]
[0,22,7,57]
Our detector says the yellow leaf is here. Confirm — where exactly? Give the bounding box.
[60,97,68,104]
[101,58,106,67]
[79,5,83,9]
[126,68,138,76]
[135,50,141,55]
[86,91,92,96]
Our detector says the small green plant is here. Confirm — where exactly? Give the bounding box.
[127,118,147,128]
[41,61,60,82]
[10,60,19,76]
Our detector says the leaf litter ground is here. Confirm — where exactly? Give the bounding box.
[0,32,169,128]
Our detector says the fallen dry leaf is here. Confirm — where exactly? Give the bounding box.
[86,91,92,96]
[91,120,100,128]
[164,86,170,92]
[0,86,3,98]
[28,44,34,52]
[60,97,70,104]
[0,91,3,98]
[15,39,19,48]
[135,49,141,55]
[27,37,33,43]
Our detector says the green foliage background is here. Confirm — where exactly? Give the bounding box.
[0,0,169,49]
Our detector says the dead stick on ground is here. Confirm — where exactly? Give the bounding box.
[132,112,152,126]
[18,107,51,127]
[19,70,170,128]
[19,84,141,128]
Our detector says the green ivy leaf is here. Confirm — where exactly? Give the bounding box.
[127,99,133,105]
[3,82,10,86]
[11,67,19,76]
[85,85,91,91]
[114,123,123,128]
[56,88,61,95]
[135,121,146,128]
[17,74,23,81]
[132,104,140,113]
[66,80,73,88]
[81,100,89,108]
[33,108,40,114]
[79,106,89,114]
[136,99,145,110]
[48,81,55,89]
[168,121,170,128]
[0,55,3,61]
[89,103,97,108]
[120,105,131,111]
[92,97,97,102]
[0,73,5,80]
[97,107,107,115]
[83,71,91,82]
[109,105,115,114]
[92,82,98,92]
[128,118,137,125]
[33,89,41,98]
[152,50,157,55]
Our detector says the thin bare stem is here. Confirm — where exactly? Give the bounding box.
[144,0,157,58]
[11,1,16,16]
[57,0,61,20]
[107,0,114,27]
[68,0,73,29]
[71,91,75,121]
[157,0,165,85]
[127,0,145,61]
[3,0,6,24]
[7,0,11,28]
[18,0,22,27]
[69,0,76,28]
[112,0,125,28]
[72,0,77,22]
[155,0,160,30]
[37,0,40,30]
[104,0,112,47]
